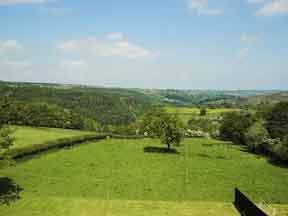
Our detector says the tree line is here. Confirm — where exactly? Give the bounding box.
[219,102,288,162]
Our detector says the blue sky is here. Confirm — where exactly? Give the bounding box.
[0,0,287,89]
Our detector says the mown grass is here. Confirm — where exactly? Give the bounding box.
[1,138,288,215]
[10,126,93,149]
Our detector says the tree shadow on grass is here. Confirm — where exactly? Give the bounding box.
[0,177,23,205]
[144,146,180,155]
[267,159,288,169]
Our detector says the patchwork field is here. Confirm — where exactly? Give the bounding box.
[10,126,93,149]
[1,138,288,215]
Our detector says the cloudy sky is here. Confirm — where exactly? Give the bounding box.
[0,0,287,89]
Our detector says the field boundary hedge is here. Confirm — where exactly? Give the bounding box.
[2,134,145,160]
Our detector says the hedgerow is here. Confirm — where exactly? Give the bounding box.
[0,134,146,160]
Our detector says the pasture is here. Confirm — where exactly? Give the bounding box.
[1,137,288,215]
[10,126,92,149]
[164,106,238,123]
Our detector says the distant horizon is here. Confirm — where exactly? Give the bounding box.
[1,79,287,92]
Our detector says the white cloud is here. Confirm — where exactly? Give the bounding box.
[0,59,31,69]
[58,35,159,60]
[188,0,222,16]
[247,0,267,4]
[58,40,81,53]
[238,47,250,61]
[256,0,288,16]
[60,60,88,71]
[238,33,261,61]
[0,40,22,53]
[241,33,261,44]
[0,0,45,5]
[107,32,124,41]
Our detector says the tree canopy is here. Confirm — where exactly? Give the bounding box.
[141,108,184,150]
[265,102,288,140]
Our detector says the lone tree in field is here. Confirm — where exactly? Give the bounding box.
[141,107,184,150]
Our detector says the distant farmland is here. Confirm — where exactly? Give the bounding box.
[164,106,238,123]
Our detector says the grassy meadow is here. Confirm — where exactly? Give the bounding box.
[10,126,93,149]
[1,137,288,215]
[164,106,238,123]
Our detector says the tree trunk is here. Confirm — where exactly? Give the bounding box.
[167,142,171,150]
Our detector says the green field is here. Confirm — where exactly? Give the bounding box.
[10,126,92,149]
[1,137,288,215]
[164,106,238,123]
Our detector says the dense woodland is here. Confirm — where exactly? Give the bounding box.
[0,82,153,129]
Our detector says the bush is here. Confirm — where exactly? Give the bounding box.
[199,107,207,116]
[187,117,219,134]
[0,126,14,151]
[219,111,256,144]
[83,118,101,132]
[271,136,288,162]
[102,123,139,136]
[244,122,269,153]
[265,102,288,140]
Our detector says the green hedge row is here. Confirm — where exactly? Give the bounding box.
[2,134,145,160]
[6,134,107,160]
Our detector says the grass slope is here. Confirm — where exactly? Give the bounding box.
[1,138,288,215]
[11,126,92,149]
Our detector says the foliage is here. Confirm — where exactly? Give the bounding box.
[199,107,207,116]
[140,106,165,137]
[265,102,288,140]
[159,114,184,149]
[244,122,269,153]
[140,108,184,149]
[187,117,219,133]
[0,96,14,163]
[103,123,139,136]
[0,99,85,130]
[83,118,101,132]
[271,136,288,161]
[219,111,256,144]
[0,84,152,126]
[0,126,14,151]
